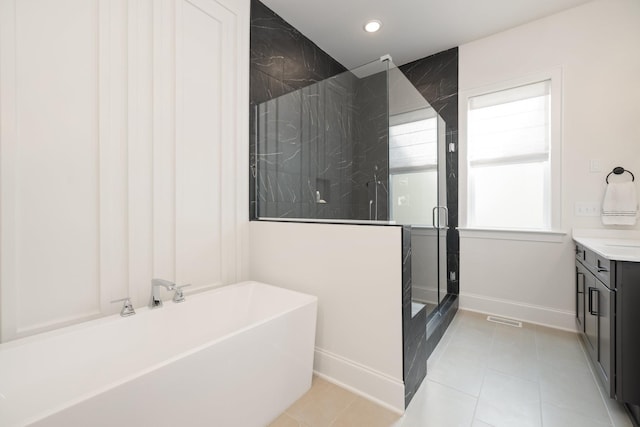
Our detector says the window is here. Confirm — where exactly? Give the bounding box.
[465,77,560,231]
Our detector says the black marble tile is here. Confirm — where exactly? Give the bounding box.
[447,228,460,254]
[401,226,428,407]
[447,253,460,295]
[251,51,284,82]
[399,48,459,128]
[250,0,345,95]
[426,295,459,359]
[250,0,348,219]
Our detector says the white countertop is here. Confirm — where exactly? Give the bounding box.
[573,233,640,262]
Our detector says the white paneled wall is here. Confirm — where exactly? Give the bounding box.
[0,0,249,341]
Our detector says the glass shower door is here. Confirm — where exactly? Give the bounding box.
[387,65,447,319]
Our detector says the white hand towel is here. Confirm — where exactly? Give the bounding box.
[602,181,638,225]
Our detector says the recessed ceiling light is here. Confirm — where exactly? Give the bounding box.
[364,20,382,33]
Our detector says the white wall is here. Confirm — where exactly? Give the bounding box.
[249,221,405,412]
[0,0,250,341]
[458,0,640,329]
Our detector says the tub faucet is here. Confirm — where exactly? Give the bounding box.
[150,278,177,309]
[173,284,192,303]
[111,297,136,317]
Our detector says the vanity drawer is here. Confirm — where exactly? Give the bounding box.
[584,248,612,287]
[595,255,612,286]
[576,244,587,262]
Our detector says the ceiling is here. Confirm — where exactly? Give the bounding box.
[260,0,595,68]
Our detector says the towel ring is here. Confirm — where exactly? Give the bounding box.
[606,166,635,184]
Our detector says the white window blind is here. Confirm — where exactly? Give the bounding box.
[389,108,437,172]
[468,80,550,165]
[467,80,553,230]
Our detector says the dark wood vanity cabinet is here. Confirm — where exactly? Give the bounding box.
[616,262,640,408]
[575,244,615,397]
[576,242,640,422]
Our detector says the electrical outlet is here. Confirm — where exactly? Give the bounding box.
[575,202,600,217]
[589,159,602,173]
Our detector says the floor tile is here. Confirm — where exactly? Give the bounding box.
[330,396,400,427]
[541,402,612,427]
[538,362,611,424]
[584,344,634,427]
[474,370,541,427]
[426,342,487,397]
[608,403,634,427]
[271,310,634,427]
[285,377,357,427]
[397,379,477,427]
[492,323,537,353]
[269,413,307,427]
[488,327,540,382]
[535,326,589,372]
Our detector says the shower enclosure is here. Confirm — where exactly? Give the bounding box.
[254,56,449,320]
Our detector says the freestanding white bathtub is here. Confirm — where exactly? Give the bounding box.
[0,281,318,427]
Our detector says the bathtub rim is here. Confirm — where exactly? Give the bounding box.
[0,280,316,350]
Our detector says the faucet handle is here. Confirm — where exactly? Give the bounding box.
[111,297,136,317]
[173,284,192,303]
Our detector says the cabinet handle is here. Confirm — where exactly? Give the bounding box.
[576,271,584,293]
[597,260,608,273]
[576,268,584,294]
[588,287,599,316]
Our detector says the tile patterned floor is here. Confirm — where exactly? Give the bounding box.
[268,375,400,427]
[270,310,633,427]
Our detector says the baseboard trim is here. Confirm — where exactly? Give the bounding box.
[459,292,576,331]
[313,347,405,414]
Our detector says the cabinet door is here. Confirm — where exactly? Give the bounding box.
[595,278,614,394]
[617,262,640,404]
[576,265,585,332]
[583,267,598,358]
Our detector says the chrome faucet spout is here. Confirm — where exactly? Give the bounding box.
[150,278,177,309]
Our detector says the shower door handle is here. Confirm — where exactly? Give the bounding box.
[433,206,449,229]
[432,207,438,228]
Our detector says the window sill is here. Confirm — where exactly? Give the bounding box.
[457,227,567,243]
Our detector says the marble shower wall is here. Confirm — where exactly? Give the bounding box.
[249,0,345,103]
[250,0,346,218]
[256,72,356,219]
[352,72,389,221]
[251,0,391,221]
[255,70,390,220]
[400,48,459,295]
